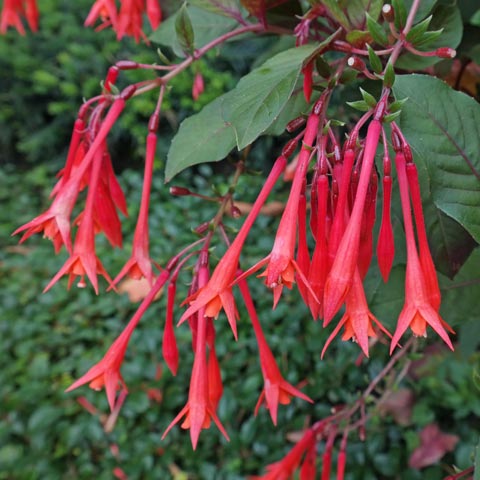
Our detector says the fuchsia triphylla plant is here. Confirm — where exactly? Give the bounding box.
[11,0,469,477]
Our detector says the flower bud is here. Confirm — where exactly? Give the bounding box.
[169,186,191,196]
[435,47,456,59]
[381,4,394,22]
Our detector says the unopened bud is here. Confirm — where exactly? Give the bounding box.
[332,40,353,53]
[347,56,366,72]
[231,205,242,218]
[116,60,139,70]
[120,84,137,100]
[286,116,306,133]
[435,47,456,59]
[381,4,394,22]
[282,139,298,157]
[169,186,191,196]
[104,66,119,92]
[194,222,210,234]
[192,72,204,101]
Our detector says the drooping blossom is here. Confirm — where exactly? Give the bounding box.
[0,0,38,35]
[192,72,205,101]
[239,278,312,425]
[163,265,229,449]
[84,0,118,32]
[251,429,316,480]
[178,155,288,338]
[239,98,325,308]
[323,118,382,325]
[112,131,157,286]
[321,270,391,358]
[66,270,170,410]
[390,151,454,353]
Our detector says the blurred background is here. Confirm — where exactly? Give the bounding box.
[1,1,480,479]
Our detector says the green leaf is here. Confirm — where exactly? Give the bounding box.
[175,3,195,55]
[471,9,480,27]
[367,44,383,74]
[346,29,372,46]
[223,44,317,149]
[414,28,444,48]
[383,61,395,87]
[165,93,237,181]
[396,4,462,69]
[366,12,388,46]
[359,87,377,107]
[392,0,407,29]
[389,97,408,113]
[405,15,432,43]
[393,74,480,244]
[320,0,350,28]
[150,5,237,57]
[346,100,370,112]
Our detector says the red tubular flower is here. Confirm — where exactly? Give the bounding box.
[300,441,317,480]
[146,0,162,29]
[322,269,391,358]
[163,267,229,449]
[66,270,170,410]
[252,429,316,480]
[112,132,157,285]
[357,171,377,279]
[302,60,314,103]
[207,345,223,411]
[116,0,144,42]
[406,161,441,311]
[308,169,330,319]
[43,150,115,293]
[337,448,346,480]
[377,150,394,282]
[239,278,312,425]
[85,0,118,31]
[0,0,38,34]
[323,118,382,325]
[178,155,287,338]
[240,102,323,308]
[192,72,205,101]
[390,152,454,353]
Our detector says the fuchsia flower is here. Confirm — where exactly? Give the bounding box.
[390,152,454,352]
[163,265,229,449]
[84,0,118,31]
[112,132,157,286]
[323,118,382,325]
[239,278,312,425]
[322,270,391,358]
[179,155,288,338]
[240,99,323,308]
[192,72,205,101]
[66,270,170,410]
[0,0,38,35]
[251,429,316,480]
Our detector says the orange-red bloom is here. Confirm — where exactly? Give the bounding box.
[1,0,38,35]
[390,152,454,352]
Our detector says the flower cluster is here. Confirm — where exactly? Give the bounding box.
[10,1,460,477]
[0,0,161,40]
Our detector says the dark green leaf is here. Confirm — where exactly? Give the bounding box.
[394,74,480,243]
[223,44,317,149]
[346,100,370,112]
[392,0,407,29]
[151,5,237,57]
[366,12,388,46]
[414,28,444,48]
[165,93,237,181]
[389,97,408,113]
[320,0,350,28]
[396,4,463,69]
[367,44,383,74]
[315,56,332,78]
[359,87,377,107]
[175,3,195,55]
[406,15,432,43]
[383,61,395,87]
[383,111,401,123]
[471,9,480,27]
